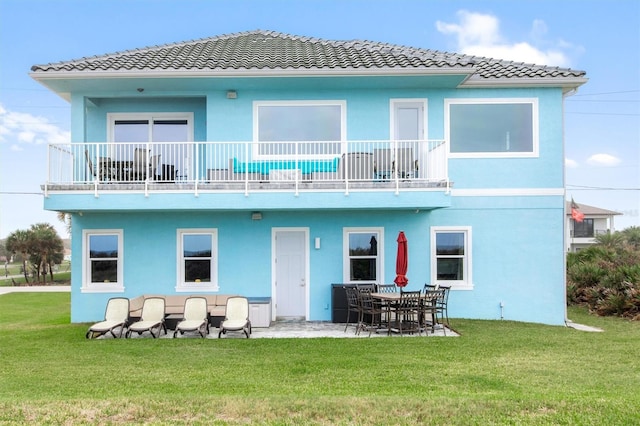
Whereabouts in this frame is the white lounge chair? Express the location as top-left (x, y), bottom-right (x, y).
top-left (218, 296), bottom-right (251, 338)
top-left (86, 297), bottom-right (129, 339)
top-left (126, 297), bottom-right (166, 338)
top-left (173, 297), bottom-right (209, 338)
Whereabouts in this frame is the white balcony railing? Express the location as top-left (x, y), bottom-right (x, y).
top-left (45, 140), bottom-right (449, 195)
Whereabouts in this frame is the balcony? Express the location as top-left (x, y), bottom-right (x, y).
top-left (45, 140), bottom-right (450, 198)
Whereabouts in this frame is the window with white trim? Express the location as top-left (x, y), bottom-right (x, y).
top-left (343, 228), bottom-right (383, 283)
top-left (82, 230), bottom-right (124, 293)
top-left (254, 101), bottom-right (346, 158)
top-left (446, 99), bottom-right (538, 157)
top-left (108, 113), bottom-right (193, 179)
top-left (177, 229), bottom-right (218, 292)
top-left (431, 227), bottom-right (472, 289)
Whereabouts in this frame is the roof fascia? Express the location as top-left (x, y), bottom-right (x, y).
top-left (461, 77), bottom-right (588, 93)
top-left (30, 67), bottom-right (474, 82)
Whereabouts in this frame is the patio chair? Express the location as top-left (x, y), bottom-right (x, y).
top-left (173, 297), bottom-right (209, 338)
top-left (424, 283), bottom-right (451, 326)
top-left (343, 286), bottom-right (362, 333)
top-left (356, 288), bottom-right (384, 336)
top-left (130, 148), bottom-right (160, 181)
top-left (376, 284), bottom-right (397, 328)
top-left (373, 148), bottom-right (393, 180)
top-left (422, 285), bottom-right (447, 335)
top-left (126, 297), bottom-right (166, 338)
top-left (218, 296), bottom-right (251, 338)
top-left (395, 147), bottom-right (418, 179)
top-left (85, 297), bottom-right (129, 339)
top-left (84, 149), bottom-right (113, 182)
top-left (396, 290), bottom-right (422, 336)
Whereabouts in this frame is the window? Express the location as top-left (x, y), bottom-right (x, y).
top-left (82, 230), bottom-right (123, 293)
top-left (343, 228), bottom-right (383, 283)
top-left (254, 101), bottom-right (345, 158)
top-left (446, 99), bottom-right (538, 157)
top-left (177, 229), bottom-right (218, 292)
top-left (108, 113), bottom-right (193, 178)
top-left (431, 227), bottom-right (472, 289)
top-left (572, 219), bottom-right (594, 238)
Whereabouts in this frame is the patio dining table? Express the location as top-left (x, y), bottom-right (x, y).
top-left (371, 291), bottom-right (440, 335)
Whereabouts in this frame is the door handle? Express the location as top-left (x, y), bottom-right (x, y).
top-left (300, 279), bottom-right (306, 287)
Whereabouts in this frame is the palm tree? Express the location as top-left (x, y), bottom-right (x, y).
top-left (5, 230), bottom-right (31, 282)
top-left (56, 212), bottom-right (71, 235)
top-left (594, 232), bottom-right (624, 250)
top-left (621, 226), bottom-right (640, 250)
top-left (28, 223), bottom-right (64, 283)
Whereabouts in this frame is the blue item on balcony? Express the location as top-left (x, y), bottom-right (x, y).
top-left (232, 157), bottom-right (339, 175)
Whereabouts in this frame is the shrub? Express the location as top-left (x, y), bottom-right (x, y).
top-left (567, 231), bottom-right (640, 320)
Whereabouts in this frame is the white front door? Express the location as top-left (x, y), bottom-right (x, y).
top-left (273, 229), bottom-right (308, 319)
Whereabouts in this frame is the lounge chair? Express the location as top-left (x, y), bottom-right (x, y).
top-left (85, 297), bottom-right (129, 339)
top-left (126, 297), bottom-right (166, 338)
top-left (173, 297), bottom-right (209, 338)
top-left (218, 296), bottom-right (251, 338)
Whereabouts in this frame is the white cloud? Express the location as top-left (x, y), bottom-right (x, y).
top-left (0, 104), bottom-right (70, 146)
top-left (586, 153), bottom-right (622, 167)
top-left (565, 158), bottom-right (578, 168)
top-left (436, 10), bottom-right (575, 67)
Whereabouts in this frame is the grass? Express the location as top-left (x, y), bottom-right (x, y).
top-left (0, 293), bottom-right (639, 425)
top-left (0, 261), bottom-right (71, 287)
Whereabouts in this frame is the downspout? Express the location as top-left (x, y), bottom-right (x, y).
top-left (562, 87), bottom-right (578, 327)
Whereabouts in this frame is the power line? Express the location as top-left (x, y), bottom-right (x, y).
top-left (0, 191), bottom-right (44, 195)
top-left (567, 185), bottom-right (640, 191)
top-left (566, 112), bottom-right (640, 116)
top-left (573, 90), bottom-right (640, 97)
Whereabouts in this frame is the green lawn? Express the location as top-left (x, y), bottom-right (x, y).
top-left (0, 293), bottom-right (638, 425)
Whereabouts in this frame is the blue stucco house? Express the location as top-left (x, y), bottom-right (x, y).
top-left (32, 30), bottom-right (587, 325)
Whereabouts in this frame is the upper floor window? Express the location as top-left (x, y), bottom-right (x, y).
top-left (82, 230), bottom-right (124, 293)
top-left (431, 226), bottom-right (473, 290)
top-left (177, 229), bottom-right (218, 292)
top-left (108, 113), bottom-right (193, 178)
top-left (446, 99), bottom-right (538, 158)
top-left (572, 218), bottom-right (594, 238)
top-left (254, 101), bottom-right (345, 158)
top-left (343, 228), bottom-right (383, 283)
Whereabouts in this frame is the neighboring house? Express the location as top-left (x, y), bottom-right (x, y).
top-left (566, 201), bottom-right (621, 252)
top-left (32, 30), bottom-right (587, 325)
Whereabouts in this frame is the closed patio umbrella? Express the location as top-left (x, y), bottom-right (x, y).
top-left (394, 231), bottom-right (408, 287)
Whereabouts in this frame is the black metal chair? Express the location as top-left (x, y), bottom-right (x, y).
top-left (424, 283), bottom-right (451, 326)
top-left (396, 290), bottom-right (422, 336)
top-left (344, 286), bottom-right (362, 333)
top-left (356, 288), bottom-right (384, 336)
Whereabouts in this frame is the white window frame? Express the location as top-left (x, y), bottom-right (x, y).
top-left (81, 229), bottom-right (124, 293)
top-left (445, 98), bottom-right (539, 158)
top-left (343, 227), bottom-right (384, 284)
top-left (253, 100), bottom-right (347, 159)
top-left (107, 112), bottom-right (194, 144)
top-left (176, 228), bottom-right (218, 292)
top-left (430, 226), bottom-right (473, 290)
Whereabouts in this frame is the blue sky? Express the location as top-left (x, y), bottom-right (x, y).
top-left (1, 0), bottom-right (638, 238)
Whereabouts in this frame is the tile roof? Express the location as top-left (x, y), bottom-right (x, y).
top-left (565, 201), bottom-right (622, 216)
top-left (31, 29), bottom-right (586, 83)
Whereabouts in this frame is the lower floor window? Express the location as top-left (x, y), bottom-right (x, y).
top-left (344, 228), bottom-right (383, 283)
top-left (82, 230), bottom-right (123, 293)
top-left (177, 229), bottom-right (218, 291)
top-left (431, 226), bottom-right (472, 289)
